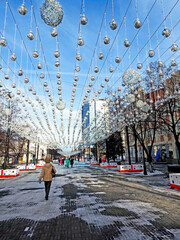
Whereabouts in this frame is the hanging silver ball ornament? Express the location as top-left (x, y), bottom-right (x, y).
top-left (87, 89), bottom-right (90, 93)
top-left (54, 50), bottom-right (60, 58)
top-left (81, 14), bottom-right (88, 25)
top-left (18, 69), bottom-right (23, 76)
top-left (40, 72), bottom-right (45, 79)
top-left (73, 82), bottom-right (77, 87)
top-left (105, 76), bottom-right (109, 82)
top-left (18, 3), bottom-right (27, 15)
top-left (43, 81), bottom-right (48, 87)
top-left (24, 77), bottom-right (29, 83)
top-left (115, 56), bottom-right (121, 63)
top-left (32, 50), bottom-right (39, 58)
top-left (72, 88), bottom-right (76, 93)
top-left (146, 66), bottom-right (151, 73)
top-left (159, 70), bottom-right (163, 76)
top-left (51, 28), bottom-right (58, 37)
top-left (40, 0), bottom-right (64, 27)
top-left (118, 86), bottom-right (121, 91)
top-left (32, 90), bottom-right (36, 95)
top-left (74, 76), bottom-right (79, 81)
top-left (4, 73), bottom-right (9, 80)
top-left (112, 92), bottom-right (116, 97)
top-left (78, 37), bottom-right (84, 46)
top-left (110, 19), bottom-right (117, 30)
top-left (75, 65), bottom-right (80, 72)
top-left (162, 27), bottom-right (170, 37)
top-left (149, 49), bottom-right (155, 57)
top-left (0, 91), bottom-right (3, 96)
top-left (98, 52), bottom-right (104, 60)
top-left (124, 39), bottom-right (130, 47)
top-left (91, 75), bottom-right (95, 81)
top-left (58, 91), bottom-right (61, 95)
top-left (0, 37), bottom-right (7, 47)
top-left (58, 86), bottom-right (61, 91)
top-left (45, 87), bottom-right (49, 92)
top-left (109, 66), bottom-right (114, 73)
top-left (56, 72), bottom-right (61, 78)
top-left (98, 90), bottom-right (101, 94)
top-left (0, 81), bottom-right (2, 87)
top-left (29, 86), bottom-right (33, 91)
top-left (89, 82), bottom-right (92, 87)
top-left (37, 62), bottom-right (42, 69)
top-left (17, 90), bottom-right (21, 95)
top-left (171, 59), bottom-right (177, 66)
top-left (57, 80), bottom-right (61, 85)
top-left (171, 43), bottom-right (178, 52)
top-left (104, 36), bottom-right (110, 44)
top-left (101, 83), bottom-right (104, 88)
top-left (158, 60), bottom-right (163, 67)
top-left (16, 97), bottom-right (19, 101)
top-left (12, 83), bottom-right (16, 88)
top-left (27, 31), bottom-right (34, 40)
top-left (22, 93), bottom-right (25, 97)
top-left (94, 66), bottom-right (99, 73)
top-left (55, 59), bottom-right (60, 67)
top-left (137, 62), bottom-right (143, 69)
top-left (134, 18), bottom-right (141, 29)
top-left (76, 53), bottom-right (82, 61)
top-left (10, 53), bottom-right (17, 61)
top-left (0, 64), bottom-right (2, 70)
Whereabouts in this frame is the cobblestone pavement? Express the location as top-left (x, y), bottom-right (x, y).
top-left (0, 162), bottom-right (180, 240)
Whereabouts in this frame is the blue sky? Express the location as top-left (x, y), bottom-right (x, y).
top-left (0, 0), bottom-right (179, 151)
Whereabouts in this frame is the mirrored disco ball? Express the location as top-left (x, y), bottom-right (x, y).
top-left (122, 69), bottom-right (140, 86)
top-left (40, 0), bottom-right (64, 27)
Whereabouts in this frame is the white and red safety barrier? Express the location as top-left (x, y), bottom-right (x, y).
top-left (0, 169), bottom-right (19, 177)
top-left (17, 164), bottom-right (36, 171)
top-left (117, 164), bottom-right (143, 172)
top-left (52, 159), bottom-right (59, 164)
top-left (169, 173), bottom-right (180, 190)
top-left (36, 161), bottom-right (45, 167)
top-left (91, 161), bottom-right (99, 166)
top-left (100, 162), bottom-right (117, 168)
top-left (85, 161), bottom-right (91, 164)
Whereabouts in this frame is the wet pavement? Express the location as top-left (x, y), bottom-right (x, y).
top-left (0, 161), bottom-right (180, 240)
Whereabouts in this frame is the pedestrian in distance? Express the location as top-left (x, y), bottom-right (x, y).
top-left (156, 149), bottom-right (160, 162)
top-left (65, 157), bottom-right (70, 168)
top-left (38, 157), bottom-right (56, 200)
top-left (33, 154), bottom-right (36, 165)
top-left (70, 158), bottom-right (74, 168)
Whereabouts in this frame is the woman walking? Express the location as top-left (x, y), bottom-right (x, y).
top-left (39, 158), bottom-right (56, 200)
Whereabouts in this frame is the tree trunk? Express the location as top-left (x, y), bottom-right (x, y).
top-left (133, 125), bottom-right (138, 163)
top-left (174, 136), bottom-right (180, 165)
top-left (142, 147), bottom-right (147, 175)
top-left (26, 140), bottom-right (30, 166)
top-left (126, 125), bottom-right (131, 165)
